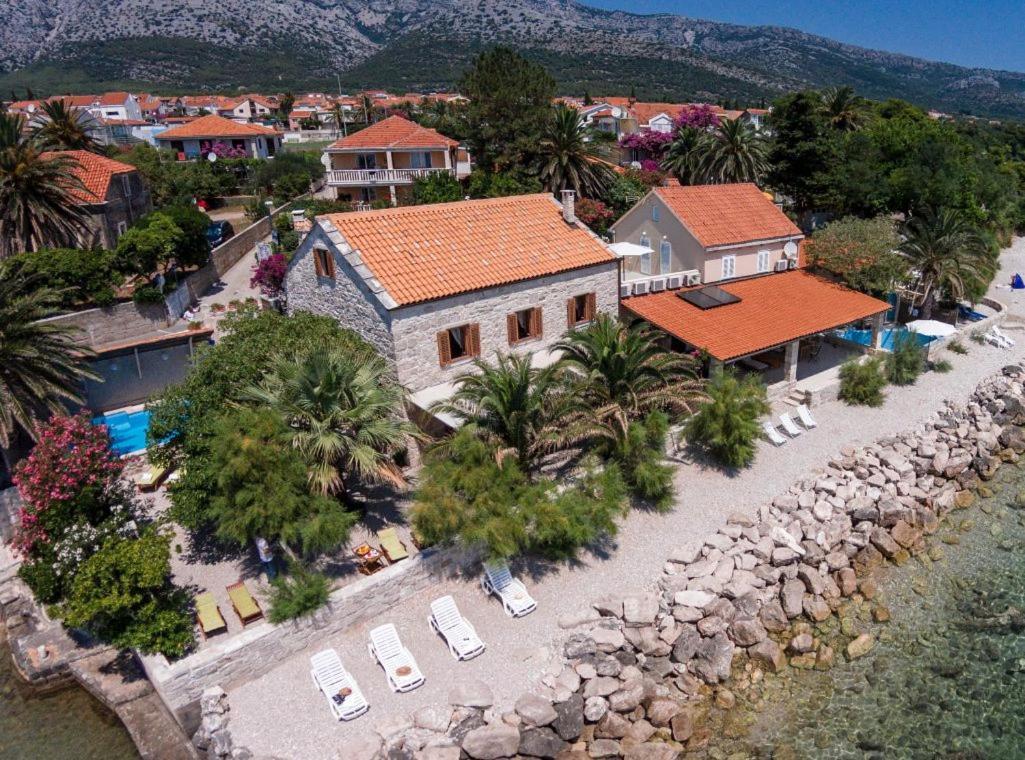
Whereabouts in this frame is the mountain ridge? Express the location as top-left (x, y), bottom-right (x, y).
top-left (1, 0), bottom-right (1023, 118)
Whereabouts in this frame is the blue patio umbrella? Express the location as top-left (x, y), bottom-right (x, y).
top-left (1012, 273), bottom-right (1025, 290)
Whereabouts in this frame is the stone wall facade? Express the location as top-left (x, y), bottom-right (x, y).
top-left (39, 301), bottom-right (171, 349)
top-left (391, 263), bottom-right (620, 392)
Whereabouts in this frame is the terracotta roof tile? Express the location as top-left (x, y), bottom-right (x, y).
top-left (323, 194), bottom-right (615, 306)
top-left (327, 115), bottom-right (457, 150)
top-left (622, 270), bottom-right (889, 361)
top-left (42, 150), bottom-right (136, 204)
top-left (97, 91), bottom-right (130, 106)
top-left (655, 184), bottom-right (803, 249)
top-left (155, 114), bottom-right (280, 140)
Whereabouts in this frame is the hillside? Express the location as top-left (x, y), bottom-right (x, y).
top-left (1, 0), bottom-right (1024, 118)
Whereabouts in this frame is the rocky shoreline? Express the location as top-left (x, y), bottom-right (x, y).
top-left (219, 364), bottom-right (1025, 760)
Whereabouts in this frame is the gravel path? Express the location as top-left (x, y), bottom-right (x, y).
top-left (228, 238), bottom-right (1025, 758)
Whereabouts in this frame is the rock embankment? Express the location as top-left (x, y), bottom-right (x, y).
top-left (358, 365), bottom-right (1025, 759)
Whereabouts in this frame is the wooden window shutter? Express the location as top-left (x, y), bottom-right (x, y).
top-left (436, 330), bottom-right (451, 366)
top-left (530, 307), bottom-right (543, 338)
top-left (324, 250), bottom-right (336, 279)
top-left (567, 297), bottom-right (576, 327)
top-left (313, 248), bottom-right (324, 277)
top-left (467, 324), bottom-right (481, 357)
top-left (507, 313), bottom-right (519, 345)
top-left (585, 293), bottom-right (596, 321)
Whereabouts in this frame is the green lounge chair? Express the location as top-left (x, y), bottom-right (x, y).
top-left (227, 581), bottom-right (263, 626)
top-left (377, 528), bottom-right (409, 563)
top-left (196, 592), bottom-right (227, 638)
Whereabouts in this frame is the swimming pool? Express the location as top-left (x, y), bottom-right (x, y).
top-left (92, 408), bottom-right (151, 456)
top-left (835, 326), bottom-right (936, 350)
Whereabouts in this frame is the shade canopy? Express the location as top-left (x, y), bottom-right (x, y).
top-left (609, 242), bottom-right (653, 258)
top-left (906, 319), bottom-right (957, 338)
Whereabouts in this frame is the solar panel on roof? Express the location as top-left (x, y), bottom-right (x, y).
top-left (679, 285), bottom-right (741, 310)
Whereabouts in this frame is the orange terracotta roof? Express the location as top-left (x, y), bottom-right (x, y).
top-left (97, 91), bottom-right (130, 106)
top-left (42, 150), bottom-right (136, 204)
top-left (622, 270), bottom-right (889, 361)
top-left (155, 114), bottom-right (280, 140)
top-left (322, 194), bottom-right (616, 306)
top-left (327, 115), bottom-right (457, 150)
top-left (49, 94), bottom-right (97, 108)
top-left (654, 184), bottom-right (803, 249)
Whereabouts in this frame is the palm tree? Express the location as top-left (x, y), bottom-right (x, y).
top-left (536, 106), bottom-right (615, 198)
top-left (328, 102), bottom-right (347, 138)
top-left (30, 99), bottom-right (102, 152)
top-left (692, 118), bottom-right (769, 185)
top-left (247, 350), bottom-right (418, 497)
top-left (432, 352), bottom-right (573, 470)
top-left (661, 128), bottom-right (702, 184)
top-left (0, 267), bottom-right (98, 447)
top-left (821, 86), bottom-right (867, 132)
top-left (900, 208), bottom-right (994, 319)
top-left (0, 112), bottom-right (89, 258)
top-left (556, 314), bottom-right (706, 440)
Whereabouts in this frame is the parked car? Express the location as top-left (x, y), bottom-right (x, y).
top-left (206, 220), bottom-right (235, 248)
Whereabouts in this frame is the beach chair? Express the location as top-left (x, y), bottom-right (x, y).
top-left (985, 330), bottom-right (1012, 349)
top-left (134, 463), bottom-right (170, 492)
top-left (429, 595), bottom-right (486, 661)
top-left (377, 528), bottom-right (409, 563)
top-left (796, 404), bottom-right (818, 429)
top-left (761, 421), bottom-right (787, 447)
top-left (195, 592), bottom-right (227, 639)
top-left (310, 649), bottom-right (369, 721)
top-left (481, 563), bottom-right (537, 618)
top-left (993, 325), bottom-right (1016, 347)
top-left (368, 624), bottom-right (425, 693)
top-left (779, 413), bottom-right (803, 437)
top-left (226, 581), bottom-right (263, 626)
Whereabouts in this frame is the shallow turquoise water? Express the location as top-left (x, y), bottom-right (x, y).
top-left (716, 465), bottom-right (1025, 759)
top-left (0, 636), bottom-right (137, 760)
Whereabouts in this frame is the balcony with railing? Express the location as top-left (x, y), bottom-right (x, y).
top-left (326, 167), bottom-right (454, 186)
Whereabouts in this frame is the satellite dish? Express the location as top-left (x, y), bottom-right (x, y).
top-left (207, 152), bottom-right (217, 162)
top-left (784, 241), bottom-right (798, 258)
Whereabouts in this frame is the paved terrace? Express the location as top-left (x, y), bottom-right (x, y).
top-left (227, 239), bottom-right (1025, 758)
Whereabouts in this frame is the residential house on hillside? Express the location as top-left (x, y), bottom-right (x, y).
top-left (611, 183), bottom-right (889, 391)
top-left (91, 92), bottom-right (142, 121)
top-left (155, 114), bottom-right (282, 159)
top-left (284, 192), bottom-right (619, 419)
top-left (49, 150), bottom-right (152, 248)
top-left (323, 115), bottom-right (471, 207)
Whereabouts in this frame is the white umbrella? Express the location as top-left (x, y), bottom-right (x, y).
top-left (905, 319), bottom-right (957, 338)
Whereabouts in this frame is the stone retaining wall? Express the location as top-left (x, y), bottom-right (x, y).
top-left (40, 301), bottom-right (172, 349)
top-left (141, 544), bottom-right (479, 733)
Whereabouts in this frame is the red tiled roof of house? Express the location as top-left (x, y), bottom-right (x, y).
top-left (43, 150), bottom-right (136, 204)
top-left (327, 115), bottom-right (457, 150)
top-left (49, 94), bottom-right (97, 108)
top-left (154, 114), bottom-right (280, 140)
top-left (322, 194), bottom-right (615, 306)
top-left (97, 91), bottom-right (130, 106)
top-left (622, 269), bottom-right (889, 361)
top-left (654, 184), bottom-right (803, 249)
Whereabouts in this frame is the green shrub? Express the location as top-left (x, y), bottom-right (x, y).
top-left (839, 356), bottom-right (887, 406)
top-left (886, 332), bottom-right (925, 385)
top-left (268, 567), bottom-right (332, 623)
top-left (932, 358), bottom-right (953, 373)
top-left (132, 283), bottom-right (165, 304)
top-left (615, 411), bottom-right (675, 509)
top-left (18, 558), bottom-right (61, 604)
top-left (947, 339), bottom-right (968, 355)
top-left (685, 369), bottom-right (769, 469)
top-left (413, 172), bottom-right (464, 204)
top-left (969, 330), bottom-right (987, 345)
top-left (7, 248), bottom-right (123, 308)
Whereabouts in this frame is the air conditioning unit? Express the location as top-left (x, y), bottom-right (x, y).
top-left (775, 260), bottom-right (789, 272)
top-left (683, 271), bottom-right (701, 286)
top-left (620, 283), bottom-right (633, 298)
top-left (633, 280), bottom-right (650, 295)
top-left (650, 277), bottom-right (667, 292)
top-left (666, 274), bottom-right (684, 289)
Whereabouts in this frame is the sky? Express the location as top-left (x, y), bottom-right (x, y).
top-left (586, 0), bottom-right (1025, 73)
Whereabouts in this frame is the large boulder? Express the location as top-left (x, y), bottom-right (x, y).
top-left (729, 617), bottom-right (767, 646)
top-left (748, 639), bottom-right (785, 672)
top-left (515, 694), bottom-right (558, 727)
top-left (518, 727), bottom-right (568, 759)
top-left (449, 680), bottom-right (494, 709)
top-left (608, 679), bottom-right (645, 712)
top-left (691, 632), bottom-right (735, 683)
top-left (781, 579), bottom-right (806, 619)
top-left (622, 593), bottom-right (660, 626)
top-left (552, 694), bottom-right (585, 741)
top-left (461, 724), bottom-right (521, 760)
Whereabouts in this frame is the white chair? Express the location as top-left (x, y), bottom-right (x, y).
top-left (429, 595), bottom-right (486, 661)
top-left (779, 413), bottom-right (803, 437)
top-left (368, 624), bottom-right (425, 693)
top-left (985, 330), bottom-right (1012, 349)
top-left (993, 325), bottom-right (1016, 346)
top-left (761, 421), bottom-right (787, 446)
top-left (481, 563), bottom-right (537, 618)
top-left (310, 649), bottom-right (369, 721)
top-left (796, 404), bottom-right (818, 429)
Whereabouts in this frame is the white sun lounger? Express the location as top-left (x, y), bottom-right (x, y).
top-left (368, 624), bottom-right (425, 693)
top-left (779, 413), bottom-right (803, 437)
top-left (796, 404), bottom-right (818, 429)
top-left (762, 421), bottom-right (787, 446)
top-left (993, 325), bottom-right (1016, 346)
top-left (429, 595), bottom-right (486, 661)
top-left (985, 330), bottom-right (1012, 349)
top-left (310, 649), bottom-right (369, 721)
top-left (481, 563), bottom-right (537, 618)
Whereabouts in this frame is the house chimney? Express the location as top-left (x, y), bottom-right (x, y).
top-left (561, 190), bottom-right (576, 224)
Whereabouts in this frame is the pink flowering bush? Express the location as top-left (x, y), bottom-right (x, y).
top-left (618, 130), bottom-right (674, 159)
top-left (201, 140), bottom-right (248, 159)
top-left (576, 198), bottom-right (614, 233)
top-left (639, 159), bottom-right (662, 173)
top-left (673, 104), bottom-right (721, 131)
top-left (250, 253), bottom-right (288, 296)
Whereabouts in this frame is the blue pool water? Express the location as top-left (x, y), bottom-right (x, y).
top-left (92, 409), bottom-right (151, 456)
top-left (835, 326), bottom-right (936, 350)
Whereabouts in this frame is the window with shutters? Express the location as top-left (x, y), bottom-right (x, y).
top-left (312, 248), bottom-right (335, 279)
top-left (568, 293), bottom-right (596, 327)
top-left (437, 323), bottom-right (480, 366)
top-left (721, 255), bottom-right (736, 280)
top-left (507, 307), bottom-right (542, 345)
